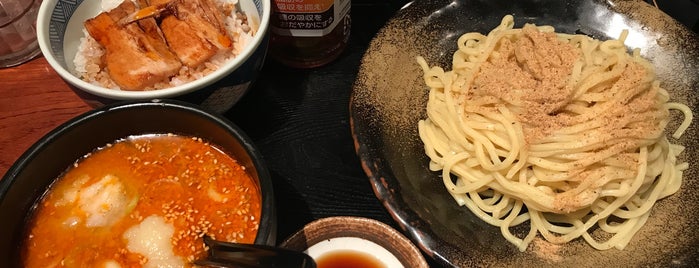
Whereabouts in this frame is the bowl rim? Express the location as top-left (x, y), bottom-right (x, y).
top-left (35, 0), bottom-right (272, 99)
top-left (280, 216), bottom-right (430, 268)
top-left (0, 99), bottom-right (276, 246)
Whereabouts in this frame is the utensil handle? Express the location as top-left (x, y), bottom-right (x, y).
top-left (196, 235), bottom-right (317, 268)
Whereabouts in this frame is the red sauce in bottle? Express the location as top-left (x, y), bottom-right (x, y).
top-left (269, 0), bottom-right (351, 68)
top-left (315, 250), bottom-right (386, 268)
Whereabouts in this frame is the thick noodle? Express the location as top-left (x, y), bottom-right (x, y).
top-left (417, 15), bottom-right (692, 251)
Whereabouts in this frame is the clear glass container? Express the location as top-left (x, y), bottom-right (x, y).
top-left (0, 0), bottom-right (41, 68)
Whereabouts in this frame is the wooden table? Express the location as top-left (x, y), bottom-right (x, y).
top-left (0, 57), bottom-right (92, 176)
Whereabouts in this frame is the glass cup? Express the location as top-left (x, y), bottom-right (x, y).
top-left (0, 0), bottom-right (41, 68)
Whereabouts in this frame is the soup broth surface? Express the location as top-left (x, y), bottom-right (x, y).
top-left (22, 134), bottom-right (261, 267)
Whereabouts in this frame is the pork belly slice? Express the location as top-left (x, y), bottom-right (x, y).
top-left (84, 0), bottom-right (182, 90)
top-left (160, 16), bottom-right (218, 67)
top-left (159, 0), bottom-right (233, 67)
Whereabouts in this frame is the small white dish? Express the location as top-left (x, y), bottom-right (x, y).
top-left (306, 237), bottom-right (403, 267)
top-left (281, 216), bottom-right (428, 268)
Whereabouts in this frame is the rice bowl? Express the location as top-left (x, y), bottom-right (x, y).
top-left (37, 0), bottom-right (271, 112)
top-left (74, 0), bottom-right (256, 91)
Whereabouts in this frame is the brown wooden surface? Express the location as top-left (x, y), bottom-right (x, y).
top-left (0, 56), bottom-right (92, 177)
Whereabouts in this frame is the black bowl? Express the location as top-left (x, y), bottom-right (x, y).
top-left (351, 0), bottom-right (699, 267)
top-left (0, 99), bottom-right (276, 266)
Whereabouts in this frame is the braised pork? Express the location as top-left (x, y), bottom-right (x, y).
top-left (84, 0), bottom-right (182, 90)
top-left (157, 0), bottom-right (234, 67)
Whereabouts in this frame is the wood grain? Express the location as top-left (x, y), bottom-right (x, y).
top-left (0, 56), bottom-right (91, 177)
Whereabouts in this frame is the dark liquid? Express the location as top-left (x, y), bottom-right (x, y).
top-left (315, 250), bottom-right (386, 268)
top-left (269, 12), bottom-right (351, 68)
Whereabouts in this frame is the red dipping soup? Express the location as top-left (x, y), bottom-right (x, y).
top-left (22, 134), bottom-right (261, 267)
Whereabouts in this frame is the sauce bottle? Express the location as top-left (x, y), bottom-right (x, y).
top-left (269, 0), bottom-right (351, 68)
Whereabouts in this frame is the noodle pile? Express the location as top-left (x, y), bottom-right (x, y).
top-left (417, 15), bottom-right (693, 251)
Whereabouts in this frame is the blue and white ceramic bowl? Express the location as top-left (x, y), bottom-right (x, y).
top-left (36, 0), bottom-right (271, 113)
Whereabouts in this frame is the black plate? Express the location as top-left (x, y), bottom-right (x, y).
top-left (350, 0), bottom-right (699, 266)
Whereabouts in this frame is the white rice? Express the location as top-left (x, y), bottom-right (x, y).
top-left (73, 0), bottom-right (254, 91)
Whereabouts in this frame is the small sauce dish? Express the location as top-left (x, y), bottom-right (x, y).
top-left (281, 216), bottom-right (428, 268)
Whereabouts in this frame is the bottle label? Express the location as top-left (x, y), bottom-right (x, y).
top-left (271, 0), bottom-right (350, 37)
